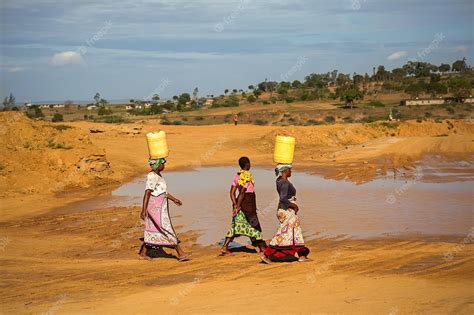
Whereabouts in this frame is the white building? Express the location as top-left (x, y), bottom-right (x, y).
top-left (204, 99), bottom-right (215, 106)
top-left (463, 97), bottom-right (474, 104)
top-left (401, 98), bottom-right (445, 106)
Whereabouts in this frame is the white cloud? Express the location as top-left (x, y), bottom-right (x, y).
top-left (49, 51), bottom-right (83, 66)
top-left (8, 67), bottom-right (24, 73)
top-left (387, 50), bottom-right (408, 61)
top-left (451, 45), bottom-right (468, 53)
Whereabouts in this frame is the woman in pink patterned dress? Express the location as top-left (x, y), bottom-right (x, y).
top-left (139, 158), bottom-right (192, 262)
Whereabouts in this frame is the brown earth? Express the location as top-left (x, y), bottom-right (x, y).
top-left (0, 112), bottom-right (473, 314)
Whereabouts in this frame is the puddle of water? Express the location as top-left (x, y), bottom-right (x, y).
top-left (58, 166), bottom-right (474, 246)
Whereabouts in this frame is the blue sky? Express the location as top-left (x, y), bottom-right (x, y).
top-left (0, 0), bottom-right (472, 102)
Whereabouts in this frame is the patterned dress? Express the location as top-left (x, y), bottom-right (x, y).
top-left (264, 178), bottom-right (310, 261)
top-left (144, 172), bottom-right (180, 248)
top-left (225, 173), bottom-right (264, 242)
top-left (269, 207), bottom-right (305, 247)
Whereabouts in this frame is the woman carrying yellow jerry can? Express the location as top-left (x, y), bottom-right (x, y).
top-left (139, 131), bottom-right (192, 262)
top-left (261, 135), bottom-right (310, 264)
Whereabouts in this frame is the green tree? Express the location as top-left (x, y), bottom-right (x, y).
top-left (98, 106), bottom-right (113, 116)
top-left (438, 63), bottom-right (450, 73)
top-left (448, 76), bottom-right (471, 101)
top-left (224, 89), bottom-right (229, 95)
top-left (193, 87), bottom-right (199, 100)
top-left (94, 92), bottom-right (101, 104)
top-left (353, 74), bottom-right (364, 85)
top-left (340, 87), bottom-right (363, 107)
top-left (402, 61), bottom-right (433, 77)
top-left (247, 95), bottom-right (257, 103)
top-left (178, 93), bottom-right (191, 106)
top-left (7, 93), bottom-right (15, 107)
top-left (277, 85), bottom-right (288, 96)
top-left (405, 82), bottom-right (425, 98)
top-left (253, 89), bottom-right (262, 98)
top-left (391, 68), bottom-right (406, 80)
top-left (52, 113), bottom-right (64, 122)
top-left (149, 104), bottom-right (163, 115)
top-left (225, 95), bottom-right (239, 107)
top-left (26, 105), bottom-right (44, 119)
top-left (452, 58), bottom-right (468, 73)
top-left (152, 94), bottom-right (160, 103)
top-left (427, 82), bottom-right (447, 97)
top-left (162, 100), bottom-right (176, 111)
top-left (291, 80), bottom-right (302, 89)
top-left (248, 85), bottom-right (255, 90)
top-left (336, 73), bottom-right (351, 86)
top-left (2, 93), bottom-right (16, 109)
top-left (375, 65), bottom-right (389, 81)
top-left (304, 73), bottom-right (327, 88)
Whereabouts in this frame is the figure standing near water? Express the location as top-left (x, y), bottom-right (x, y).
top-left (260, 164), bottom-right (310, 263)
top-left (220, 157), bottom-right (267, 256)
top-left (139, 158), bottom-right (192, 262)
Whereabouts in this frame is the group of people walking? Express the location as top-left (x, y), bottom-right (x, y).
top-left (139, 156), bottom-right (310, 264)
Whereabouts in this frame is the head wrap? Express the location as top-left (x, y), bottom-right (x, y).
top-left (275, 164), bottom-right (292, 177)
top-left (238, 169), bottom-right (255, 187)
top-left (148, 158), bottom-right (166, 171)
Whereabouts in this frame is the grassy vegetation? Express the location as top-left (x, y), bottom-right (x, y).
top-left (52, 124), bottom-right (73, 131)
top-left (324, 116), bottom-right (335, 124)
top-left (47, 138), bottom-right (72, 150)
top-left (254, 119), bottom-right (268, 125)
top-left (95, 115), bottom-right (129, 124)
top-left (14, 79), bottom-right (473, 128)
top-left (369, 101), bottom-right (385, 107)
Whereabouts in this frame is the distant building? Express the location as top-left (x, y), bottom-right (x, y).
top-left (87, 105), bottom-right (98, 110)
top-left (400, 96), bottom-right (474, 106)
top-left (126, 104), bottom-right (144, 110)
top-left (463, 97), bottom-right (474, 104)
top-left (204, 99), bottom-right (214, 106)
top-left (400, 98), bottom-right (445, 106)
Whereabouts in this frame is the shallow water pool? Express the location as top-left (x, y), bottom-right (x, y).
top-left (97, 166), bottom-right (473, 246)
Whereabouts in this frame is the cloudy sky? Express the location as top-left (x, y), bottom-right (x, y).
top-left (0, 0), bottom-right (472, 102)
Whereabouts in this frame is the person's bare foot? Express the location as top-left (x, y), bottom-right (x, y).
top-left (260, 253), bottom-right (272, 264)
top-left (298, 256), bottom-right (310, 262)
top-left (220, 248), bottom-right (234, 256)
top-left (139, 255), bottom-right (152, 261)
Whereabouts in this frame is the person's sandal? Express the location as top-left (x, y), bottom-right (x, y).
top-left (177, 253), bottom-right (192, 262)
top-left (260, 253), bottom-right (272, 264)
top-left (220, 249), bottom-right (234, 256)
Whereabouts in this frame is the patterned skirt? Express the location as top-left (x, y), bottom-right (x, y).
top-left (264, 208), bottom-right (309, 261)
top-left (225, 210), bottom-right (263, 241)
top-left (144, 194), bottom-right (180, 248)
